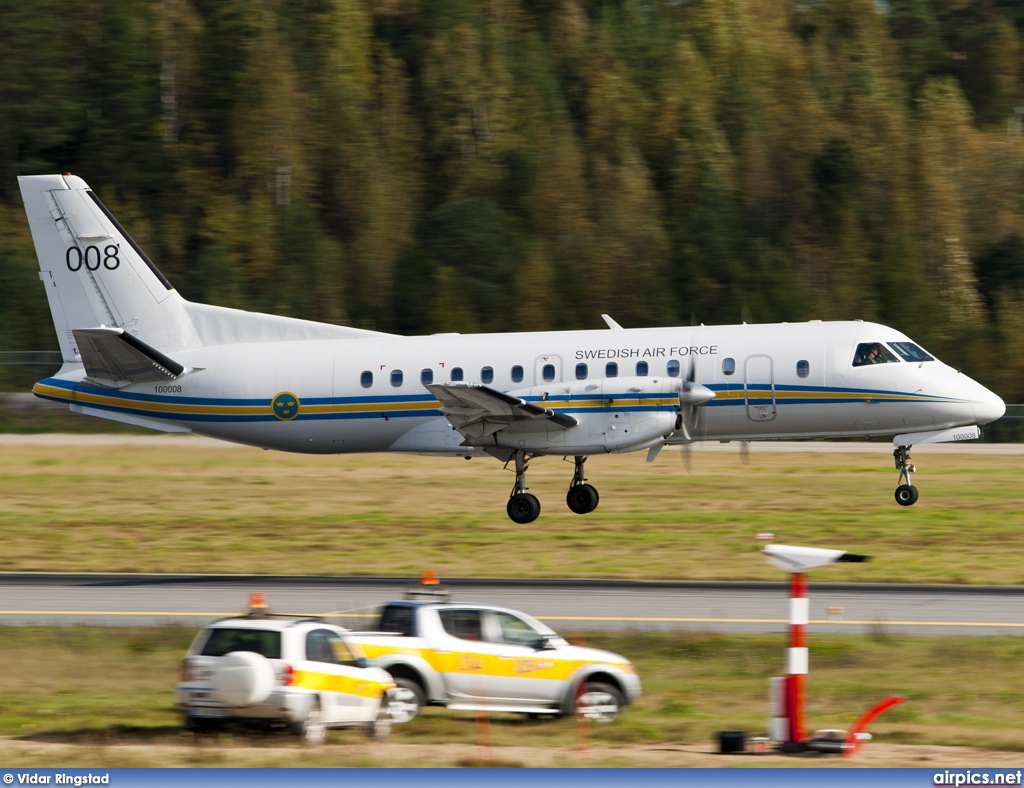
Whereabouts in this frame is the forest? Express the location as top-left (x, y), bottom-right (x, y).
top-left (2, 0), bottom-right (1024, 404)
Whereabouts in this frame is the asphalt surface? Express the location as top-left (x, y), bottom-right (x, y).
top-left (2, 436), bottom-right (1021, 636)
top-left (1, 573), bottom-right (1021, 636)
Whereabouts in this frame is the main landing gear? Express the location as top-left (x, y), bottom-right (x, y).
top-left (505, 452), bottom-right (601, 523)
top-left (566, 455), bottom-right (599, 515)
top-left (893, 445), bottom-right (919, 506)
top-left (507, 451), bottom-right (542, 524)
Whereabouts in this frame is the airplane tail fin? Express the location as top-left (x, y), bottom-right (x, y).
top-left (20, 174), bottom-right (393, 370)
top-left (18, 174), bottom-right (194, 364)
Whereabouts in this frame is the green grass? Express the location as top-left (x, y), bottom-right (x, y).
top-left (1, 441), bottom-right (1023, 582)
top-left (1, 626), bottom-right (1022, 766)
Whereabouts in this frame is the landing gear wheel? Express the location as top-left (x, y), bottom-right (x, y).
top-left (389, 677), bottom-right (424, 724)
top-left (576, 681), bottom-right (624, 723)
top-left (895, 484), bottom-right (919, 506)
top-left (507, 493), bottom-right (541, 524)
top-left (566, 483), bottom-right (599, 514)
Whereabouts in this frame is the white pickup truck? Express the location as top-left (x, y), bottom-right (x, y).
top-left (350, 597), bottom-right (641, 723)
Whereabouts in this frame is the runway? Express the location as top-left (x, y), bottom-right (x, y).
top-left (1, 573), bottom-right (1021, 636)
top-left (4, 433), bottom-right (1024, 453)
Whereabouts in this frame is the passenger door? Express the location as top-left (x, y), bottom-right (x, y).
top-left (434, 609), bottom-right (496, 702)
top-left (744, 355), bottom-right (777, 422)
top-left (485, 610), bottom-right (564, 707)
top-left (302, 628), bottom-right (371, 723)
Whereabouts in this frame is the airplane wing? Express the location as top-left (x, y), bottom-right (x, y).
top-left (73, 326), bottom-right (186, 386)
top-left (426, 382), bottom-right (578, 440)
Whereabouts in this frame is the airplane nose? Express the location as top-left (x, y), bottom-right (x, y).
top-left (973, 388), bottom-right (1006, 425)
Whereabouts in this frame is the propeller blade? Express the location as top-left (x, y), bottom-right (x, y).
top-left (681, 443), bottom-right (692, 477)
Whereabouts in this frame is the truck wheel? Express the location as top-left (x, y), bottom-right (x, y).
top-left (183, 714), bottom-right (224, 734)
top-left (576, 681), bottom-right (624, 723)
top-left (290, 700), bottom-right (326, 745)
top-left (390, 677), bottom-right (424, 723)
top-left (365, 692), bottom-right (393, 741)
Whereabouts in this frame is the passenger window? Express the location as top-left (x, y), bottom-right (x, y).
top-left (391, 369), bottom-right (404, 387)
top-left (438, 609), bottom-right (483, 641)
top-left (888, 342), bottom-right (934, 363)
top-left (575, 363), bottom-right (588, 380)
top-left (636, 361), bottom-right (649, 376)
top-left (797, 360), bottom-right (810, 379)
top-left (853, 343), bottom-right (898, 367)
top-left (511, 365), bottom-right (524, 383)
top-left (306, 629), bottom-right (360, 667)
top-left (360, 371), bottom-right (373, 388)
top-left (542, 363), bottom-right (556, 382)
top-left (421, 368), bottom-right (433, 386)
top-left (491, 611), bottom-right (544, 647)
top-left (451, 367), bottom-right (464, 382)
top-left (305, 629), bottom-right (337, 663)
top-left (481, 366), bottom-right (494, 384)
top-left (723, 358), bottom-right (735, 376)
top-left (606, 362), bottom-right (618, 377)
top-left (667, 360), bottom-right (680, 377)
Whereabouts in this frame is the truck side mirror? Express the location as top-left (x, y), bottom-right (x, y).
top-left (535, 634), bottom-right (557, 651)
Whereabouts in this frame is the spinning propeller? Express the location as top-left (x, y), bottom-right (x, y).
top-left (674, 357), bottom-right (715, 474)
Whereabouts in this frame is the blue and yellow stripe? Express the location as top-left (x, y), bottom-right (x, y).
top-left (32, 377), bottom-right (967, 427)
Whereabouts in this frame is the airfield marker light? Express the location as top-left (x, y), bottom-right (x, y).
top-left (420, 571), bottom-right (440, 586)
top-left (248, 592), bottom-right (269, 617)
top-left (755, 532), bottom-right (774, 542)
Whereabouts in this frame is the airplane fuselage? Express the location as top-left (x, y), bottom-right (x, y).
top-left (34, 320), bottom-right (1002, 457)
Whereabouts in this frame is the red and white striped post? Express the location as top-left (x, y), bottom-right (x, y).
top-left (762, 543), bottom-right (869, 750)
top-left (785, 570), bottom-right (808, 744)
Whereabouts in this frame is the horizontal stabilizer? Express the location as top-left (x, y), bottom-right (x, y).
top-left (73, 327), bottom-right (185, 385)
top-left (427, 382), bottom-right (578, 440)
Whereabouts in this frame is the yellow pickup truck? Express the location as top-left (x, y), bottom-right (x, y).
top-left (350, 596), bottom-right (641, 724)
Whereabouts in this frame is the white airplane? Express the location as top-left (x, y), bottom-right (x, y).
top-left (19, 174), bottom-right (1006, 522)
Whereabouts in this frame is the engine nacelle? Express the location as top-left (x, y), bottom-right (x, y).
top-left (492, 376), bottom-right (681, 455)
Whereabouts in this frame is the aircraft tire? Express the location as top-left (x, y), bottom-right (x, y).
top-left (894, 484), bottom-right (919, 506)
top-left (566, 483), bottom-right (599, 514)
top-left (507, 493), bottom-right (541, 523)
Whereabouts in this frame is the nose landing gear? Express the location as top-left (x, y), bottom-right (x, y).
top-left (893, 445), bottom-right (919, 506)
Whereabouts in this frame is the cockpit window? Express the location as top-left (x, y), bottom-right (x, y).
top-left (888, 342), bottom-right (934, 363)
top-left (853, 342), bottom-right (898, 367)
